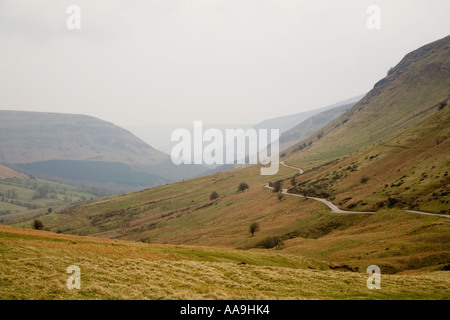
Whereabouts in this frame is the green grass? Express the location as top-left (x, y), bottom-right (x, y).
top-left (0, 177), bottom-right (99, 223)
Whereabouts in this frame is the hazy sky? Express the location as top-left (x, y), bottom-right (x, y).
top-left (0, 0), bottom-right (449, 127)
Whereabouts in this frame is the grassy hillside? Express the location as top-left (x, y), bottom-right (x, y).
top-left (0, 165), bottom-right (27, 180)
top-left (1, 225), bottom-right (448, 300)
top-left (287, 100), bottom-right (450, 214)
top-left (9, 161), bottom-right (450, 274)
top-left (10, 165), bottom-right (297, 240)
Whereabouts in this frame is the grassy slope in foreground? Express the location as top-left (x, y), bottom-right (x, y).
top-left (0, 225), bottom-right (449, 300)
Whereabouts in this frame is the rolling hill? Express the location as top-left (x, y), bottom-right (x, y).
top-left (0, 170), bottom-right (101, 223)
top-left (0, 111), bottom-right (165, 165)
top-left (0, 111), bottom-right (208, 190)
top-left (0, 164), bottom-right (27, 180)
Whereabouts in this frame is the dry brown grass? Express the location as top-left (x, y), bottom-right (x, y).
top-left (1, 225), bottom-right (449, 300)
top-left (0, 165), bottom-right (28, 180)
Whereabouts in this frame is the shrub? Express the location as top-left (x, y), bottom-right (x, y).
top-left (278, 193), bottom-right (285, 202)
top-left (360, 176), bottom-right (369, 184)
top-left (237, 182), bottom-right (249, 193)
top-left (347, 203), bottom-right (357, 209)
top-left (249, 222), bottom-right (260, 236)
top-left (210, 191), bottom-right (219, 201)
top-left (387, 197), bottom-right (398, 208)
top-left (257, 236), bottom-right (283, 249)
top-left (32, 219), bottom-right (44, 230)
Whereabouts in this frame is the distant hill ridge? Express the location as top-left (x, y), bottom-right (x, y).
top-left (252, 95), bottom-right (363, 133)
top-left (0, 111), bottom-right (165, 165)
top-left (0, 111), bottom-right (207, 190)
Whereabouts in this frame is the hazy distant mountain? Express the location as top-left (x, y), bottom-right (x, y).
top-left (279, 102), bottom-right (355, 151)
top-left (252, 95), bottom-right (363, 134)
top-left (125, 123), bottom-right (253, 155)
top-left (0, 111), bottom-right (207, 191)
top-left (0, 111), bottom-right (166, 165)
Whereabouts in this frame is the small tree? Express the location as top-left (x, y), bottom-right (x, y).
top-left (47, 208), bottom-right (53, 214)
top-left (249, 222), bottom-right (260, 236)
top-left (272, 180), bottom-right (282, 193)
top-left (238, 182), bottom-right (249, 193)
top-left (290, 175), bottom-right (297, 186)
top-left (32, 219), bottom-right (44, 230)
top-left (210, 191), bottom-right (219, 201)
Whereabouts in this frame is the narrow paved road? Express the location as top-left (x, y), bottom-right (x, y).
top-left (265, 161), bottom-right (450, 219)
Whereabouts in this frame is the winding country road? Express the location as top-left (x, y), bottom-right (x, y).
top-left (264, 161), bottom-right (450, 219)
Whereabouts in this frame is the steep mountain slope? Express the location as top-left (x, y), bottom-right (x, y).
top-left (288, 101), bottom-right (450, 213)
top-left (285, 35), bottom-right (450, 162)
top-left (279, 102), bottom-right (355, 151)
top-left (253, 95), bottom-right (363, 133)
top-left (278, 35), bottom-right (450, 215)
top-left (11, 163), bottom-right (450, 273)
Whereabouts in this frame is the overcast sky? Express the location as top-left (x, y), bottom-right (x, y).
top-left (0, 0), bottom-right (449, 127)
